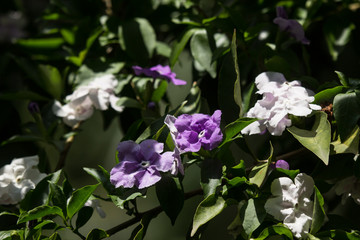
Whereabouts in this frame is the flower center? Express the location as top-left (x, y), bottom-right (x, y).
top-left (140, 161), bottom-right (150, 168)
top-left (16, 177), bottom-right (22, 184)
top-left (198, 130), bottom-right (206, 138)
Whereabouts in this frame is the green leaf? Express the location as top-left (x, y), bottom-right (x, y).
top-left (76, 207), bottom-right (94, 230)
top-left (18, 206), bottom-right (64, 224)
top-left (34, 220), bottom-right (56, 230)
top-left (16, 38), bottom-right (64, 50)
top-left (109, 189), bottom-right (145, 209)
top-left (256, 224), bottom-right (293, 240)
top-left (118, 18), bottom-right (156, 65)
top-left (331, 126), bottom-right (360, 155)
top-left (313, 86), bottom-right (346, 104)
top-left (67, 184), bottom-right (99, 219)
top-left (1, 135), bottom-right (46, 147)
top-left (190, 29), bottom-right (217, 78)
top-left (83, 167), bottom-right (115, 194)
top-left (315, 230), bottom-right (360, 240)
top-left (335, 71), bottom-right (349, 87)
top-left (20, 170), bottom-right (62, 211)
top-left (249, 143), bottom-right (273, 187)
top-left (116, 97), bottom-right (142, 109)
top-left (191, 194), bottom-right (226, 237)
top-left (38, 64), bottom-right (63, 100)
top-left (49, 232), bottom-right (61, 240)
top-left (155, 176), bottom-right (184, 225)
top-left (130, 213), bottom-right (155, 240)
top-left (49, 183), bottom-right (67, 217)
top-left (288, 112), bottom-right (331, 165)
top-left (151, 80), bottom-right (168, 102)
top-left (240, 198), bottom-right (266, 237)
top-left (311, 186), bottom-right (326, 234)
top-left (333, 92), bottom-right (360, 141)
top-left (200, 158), bottom-right (222, 198)
top-left (155, 41), bottom-right (171, 57)
top-left (170, 28), bottom-right (199, 67)
top-left (86, 229), bottom-right (109, 240)
top-left (231, 29), bottom-right (242, 116)
top-left (220, 118), bottom-right (256, 146)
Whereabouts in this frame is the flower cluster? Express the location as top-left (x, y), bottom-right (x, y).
top-left (53, 74), bottom-right (123, 127)
top-left (0, 156), bottom-right (46, 205)
top-left (110, 140), bottom-right (175, 189)
top-left (165, 110), bottom-right (223, 153)
top-left (241, 72), bottom-right (321, 136)
top-left (273, 6), bottom-right (310, 44)
top-left (133, 65), bottom-right (187, 85)
top-left (265, 173), bottom-right (314, 238)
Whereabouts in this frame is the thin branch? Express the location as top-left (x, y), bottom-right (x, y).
top-left (106, 188), bottom-right (203, 236)
top-left (55, 122), bottom-right (81, 171)
top-left (275, 147), bottom-right (308, 160)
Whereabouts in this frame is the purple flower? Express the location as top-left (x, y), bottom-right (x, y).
top-left (132, 65), bottom-right (187, 85)
top-left (165, 110), bottom-right (223, 153)
top-left (110, 140), bottom-right (174, 189)
top-left (28, 102), bottom-right (40, 114)
top-left (275, 159), bottom-right (290, 170)
top-left (273, 6), bottom-right (310, 45)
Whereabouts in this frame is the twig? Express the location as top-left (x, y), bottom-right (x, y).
top-left (275, 147), bottom-right (307, 160)
top-left (55, 122), bottom-right (81, 171)
top-left (106, 188), bottom-right (203, 236)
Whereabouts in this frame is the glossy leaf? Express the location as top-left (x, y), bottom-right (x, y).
top-left (200, 158), bottom-right (222, 198)
top-left (249, 143), bottom-right (273, 187)
top-left (67, 184), bottom-right (99, 219)
top-left (130, 213), bottom-right (155, 240)
top-left (333, 92), bottom-right (360, 141)
top-left (156, 175), bottom-right (184, 224)
top-left (83, 167), bottom-right (115, 194)
top-left (313, 86), bottom-right (346, 104)
top-left (76, 207), bottom-right (94, 230)
top-left (190, 29), bottom-right (217, 78)
top-left (16, 38), bottom-right (64, 50)
top-left (231, 29), bottom-right (242, 116)
top-left (18, 206), bottom-right (64, 224)
top-left (191, 194), bottom-right (226, 237)
top-left (170, 28), bottom-right (199, 67)
top-left (240, 198), bottom-right (266, 237)
top-left (86, 229), bottom-right (109, 240)
top-left (220, 118), bottom-right (256, 146)
top-left (256, 224), bottom-right (293, 240)
top-left (288, 112), bottom-right (331, 165)
top-left (331, 126), bottom-right (359, 155)
top-left (311, 186), bottom-right (326, 234)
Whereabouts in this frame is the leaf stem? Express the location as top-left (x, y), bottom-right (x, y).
top-left (106, 188), bottom-right (202, 236)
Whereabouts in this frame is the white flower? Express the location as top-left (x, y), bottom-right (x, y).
top-left (84, 198), bottom-right (106, 218)
top-left (0, 156), bottom-right (47, 205)
top-left (52, 74), bottom-right (123, 127)
top-left (241, 72), bottom-right (321, 136)
top-left (334, 176), bottom-right (360, 205)
top-left (265, 173), bottom-right (314, 239)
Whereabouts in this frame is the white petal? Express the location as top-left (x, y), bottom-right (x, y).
top-left (309, 104), bottom-right (321, 110)
top-left (284, 212), bottom-right (312, 239)
top-left (241, 120), bottom-right (266, 135)
top-left (294, 173), bottom-right (314, 199)
top-left (52, 101), bottom-right (69, 117)
top-left (109, 95), bottom-right (124, 112)
top-left (89, 89), bottom-right (109, 110)
top-left (255, 72), bottom-right (286, 91)
top-left (265, 196), bottom-right (295, 221)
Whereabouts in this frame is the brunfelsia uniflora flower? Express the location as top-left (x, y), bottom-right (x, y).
top-left (52, 74), bottom-right (123, 127)
top-left (273, 6), bottom-right (310, 45)
top-left (132, 65), bottom-right (187, 85)
top-left (334, 176), bottom-right (360, 205)
top-left (271, 159), bottom-right (290, 170)
top-left (265, 173), bottom-right (314, 238)
top-left (165, 110), bottom-right (223, 153)
top-left (0, 155), bottom-right (47, 205)
top-left (241, 72), bottom-right (321, 136)
top-left (110, 140), bottom-right (175, 189)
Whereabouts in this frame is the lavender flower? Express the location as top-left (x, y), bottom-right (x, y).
top-left (110, 140), bottom-right (174, 189)
top-left (275, 159), bottom-right (290, 170)
top-left (132, 65), bottom-right (187, 85)
top-left (273, 6), bottom-right (310, 45)
top-left (164, 110), bottom-right (223, 153)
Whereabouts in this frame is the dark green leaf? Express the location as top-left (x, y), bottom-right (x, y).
top-left (200, 158), bottom-right (222, 198)
top-left (0, 91), bottom-right (50, 101)
top-left (76, 207), bottom-right (94, 230)
top-left (170, 28), bottom-right (199, 67)
top-left (83, 167), bottom-right (115, 194)
top-left (1, 135), bottom-right (46, 147)
top-left (257, 224), bottom-right (293, 240)
top-left (109, 190), bottom-right (145, 209)
top-left (16, 38), bottom-right (64, 50)
top-left (67, 184), bottom-right (99, 219)
top-left (335, 71), bottom-right (349, 87)
top-left (220, 118), bottom-right (256, 146)
top-left (313, 86), bottom-right (346, 104)
top-left (130, 213), bottom-right (155, 240)
top-left (116, 97), bottom-right (142, 109)
top-left (191, 194), bottom-right (226, 237)
top-left (86, 229), bottom-right (109, 240)
top-left (151, 80), bottom-right (168, 102)
top-left (231, 29), bottom-right (242, 116)
top-left (156, 175), bottom-right (184, 224)
top-left (331, 126), bottom-right (360, 155)
top-left (315, 230), bottom-right (360, 240)
top-left (333, 92), bottom-right (360, 141)
top-left (49, 183), bottom-right (67, 217)
top-left (34, 220), bottom-right (56, 230)
top-left (38, 64), bottom-right (63, 100)
top-left (240, 198), bottom-right (266, 237)
top-left (310, 186), bottom-right (326, 234)
top-left (288, 112), bottom-right (331, 165)
top-left (18, 206), bottom-right (64, 224)
top-left (118, 18), bottom-right (156, 65)
top-left (190, 29), bottom-right (216, 78)
top-left (249, 143), bottom-right (273, 187)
